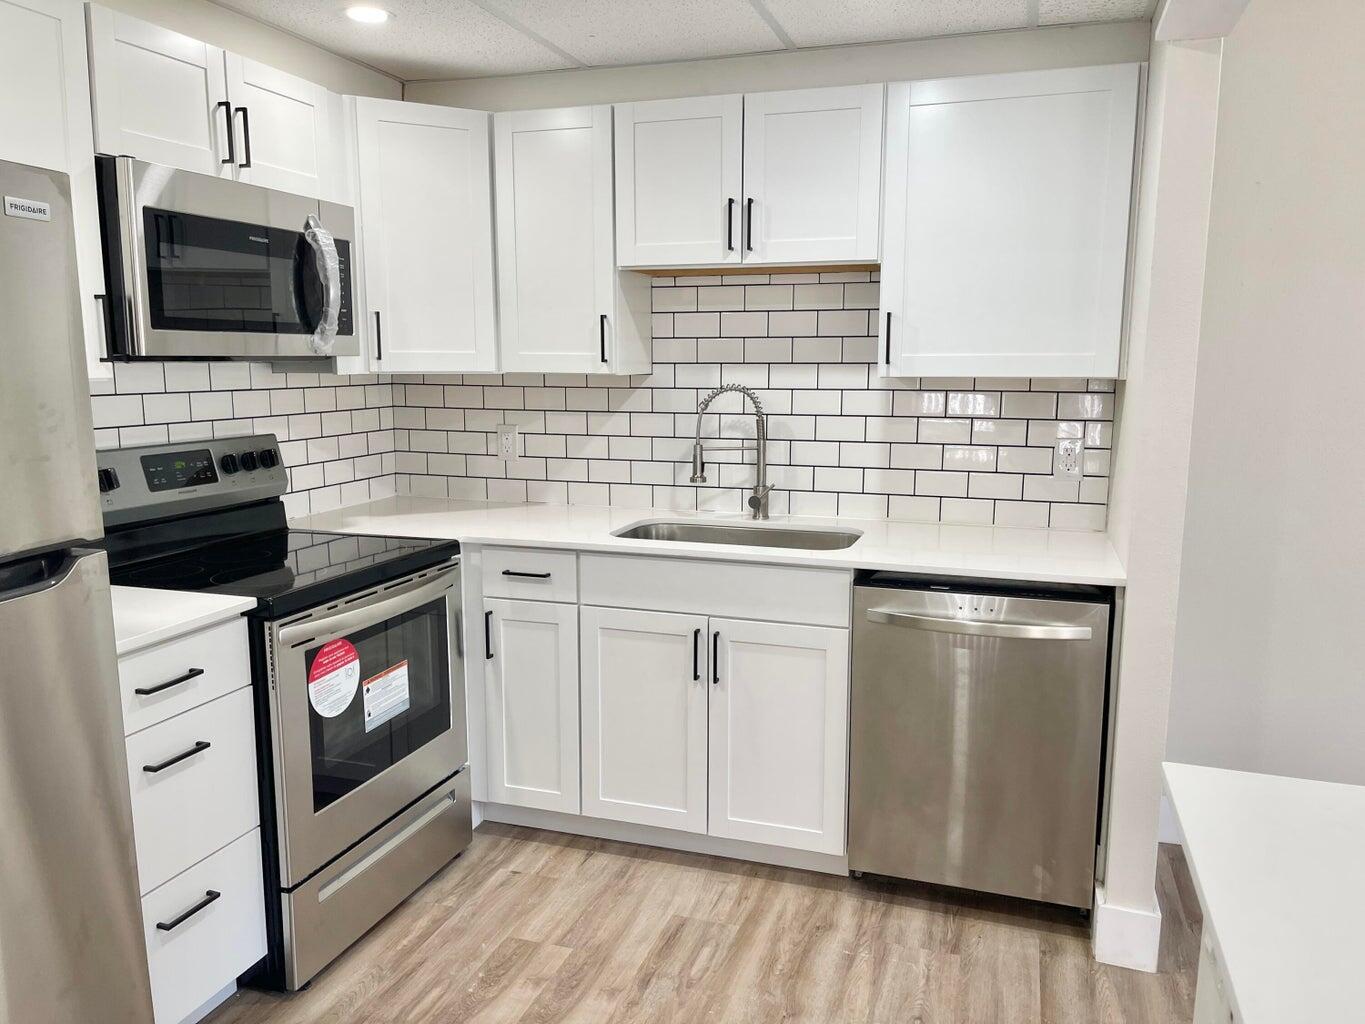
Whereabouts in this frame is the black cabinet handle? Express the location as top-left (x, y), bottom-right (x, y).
top-left (217, 101), bottom-right (235, 165)
top-left (142, 740), bottom-right (211, 774)
top-left (711, 631), bottom-right (720, 685)
top-left (134, 667), bottom-right (204, 697)
top-left (484, 609), bottom-right (493, 661)
top-left (234, 106), bottom-right (252, 168)
top-left (374, 310), bottom-right (383, 360)
top-left (692, 628), bottom-right (701, 681)
top-left (501, 570), bottom-right (551, 579)
top-left (745, 197), bottom-right (754, 252)
top-left (726, 198), bottom-right (735, 251)
top-left (155, 890), bottom-right (221, 932)
top-left (884, 311), bottom-right (892, 365)
top-left (599, 313), bottom-right (608, 363)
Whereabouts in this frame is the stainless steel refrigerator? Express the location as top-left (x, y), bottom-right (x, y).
top-left (0, 160), bottom-right (155, 1022)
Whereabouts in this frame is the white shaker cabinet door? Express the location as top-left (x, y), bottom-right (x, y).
top-left (614, 94), bottom-right (743, 267)
top-left (223, 53), bottom-right (332, 199)
top-left (494, 105), bottom-right (615, 373)
top-left (483, 598), bottom-right (580, 814)
top-left (0, 0), bottom-right (108, 379)
top-left (708, 618), bottom-right (849, 855)
top-left (580, 606), bottom-right (708, 834)
top-left (879, 64), bottom-right (1139, 379)
top-left (86, 5), bottom-right (232, 176)
top-left (354, 98), bottom-right (497, 372)
top-left (741, 84), bottom-right (884, 264)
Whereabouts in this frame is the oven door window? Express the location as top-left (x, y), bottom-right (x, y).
top-left (304, 596), bottom-right (451, 812)
top-left (143, 207), bottom-right (348, 335)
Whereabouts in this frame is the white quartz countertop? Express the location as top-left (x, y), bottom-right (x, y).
top-left (110, 586), bottom-right (255, 657)
top-left (1163, 762), bottom-right (1365, 1023)
top-left (296, 497), bottom-right (1126, 586)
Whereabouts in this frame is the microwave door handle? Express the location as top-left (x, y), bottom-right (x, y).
top-left (278, 567), bottom-right (458, 649)
top-left (302, 216), bottom-right (341, 343)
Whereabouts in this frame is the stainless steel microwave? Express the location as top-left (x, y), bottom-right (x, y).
top-left (95, 156), bottom-right (357, 360)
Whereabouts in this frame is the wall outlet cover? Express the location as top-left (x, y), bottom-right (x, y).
top-left (497, 424), bottom-right (519, 460)
top-left (1055, 437), bottom-right (1084, 479)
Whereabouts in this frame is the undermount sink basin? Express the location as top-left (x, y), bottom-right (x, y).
top-left (613, 520), bottom-right (861, 551)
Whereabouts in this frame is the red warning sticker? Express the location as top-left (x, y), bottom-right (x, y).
top-left (307, 638), bottom-right (360, 718)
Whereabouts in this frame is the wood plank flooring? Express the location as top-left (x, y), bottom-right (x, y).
top-left (210, 825), bottom-right (1201, 1024)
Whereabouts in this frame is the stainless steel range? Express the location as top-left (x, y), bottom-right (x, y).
top-left (99, 435), bottom-right (471, 990)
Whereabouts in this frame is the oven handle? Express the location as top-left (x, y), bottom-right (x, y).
top-left (278, 566), bottom-right (458, 649)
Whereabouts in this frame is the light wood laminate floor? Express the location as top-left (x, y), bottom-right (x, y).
top-left (211, 825), bottom-right (1201, 1024)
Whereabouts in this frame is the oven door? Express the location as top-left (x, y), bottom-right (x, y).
top-left (267, 561), bottom-right (465, 887)
top-left (98, 156), bottom-right (356, 360)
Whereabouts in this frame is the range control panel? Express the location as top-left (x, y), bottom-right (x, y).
top-left (96, 433), bottom-right (289, 527)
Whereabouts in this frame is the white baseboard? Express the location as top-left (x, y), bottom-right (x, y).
top-left (478, 801), bottom-right (849, 876)
top-left (1092, 883), bottom-right (1163, 972)
top-left (1157, 794), bottom-right (1183, 845)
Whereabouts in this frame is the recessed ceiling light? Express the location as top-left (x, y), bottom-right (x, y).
top-left (345, 5), bottom-right (390, 24)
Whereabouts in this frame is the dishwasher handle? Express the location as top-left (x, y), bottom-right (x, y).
top-left (865, 608), bottom-right (1092, 641)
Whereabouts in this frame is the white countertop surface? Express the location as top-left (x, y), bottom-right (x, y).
top-left (1163, 762), bottom-right (1365, 1023)
top-left (110, 586), bottom-right (255, 657)
top-left (296, 497), bottom-right (1126, 586)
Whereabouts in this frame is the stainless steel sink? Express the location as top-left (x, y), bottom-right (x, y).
top-left (613, 520), bottom-right (861, 550)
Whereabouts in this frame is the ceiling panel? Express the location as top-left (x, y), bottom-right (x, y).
top-left (756, 0), bottom-right (1031, 48)
top-left (486, 0), bottom-right (786, 66)
top-left (213, 0), bottom-right (577, 80)
top-left (1038, 0), bottom-right (1158, 24)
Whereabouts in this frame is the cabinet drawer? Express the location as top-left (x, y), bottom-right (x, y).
top-left (126, 687), bottom-right (259, 894)
top-left (580, 553), bottom-right (851, 627)
top-left (119, 619), bottom-right (251, 736)
top-left (481, 546), bottom-right (578, 602)
top-left (143, 829), bottom-right (266, 1024)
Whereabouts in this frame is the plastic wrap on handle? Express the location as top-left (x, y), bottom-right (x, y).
top-left (304, 214), bottom-right (341, 355)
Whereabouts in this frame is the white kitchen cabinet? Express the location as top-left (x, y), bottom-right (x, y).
top-left (708, 617), bottom-right (849, 855)
top-left (224, 52), bottom-right (332, 198)
top-left (483, 597), bottom-right (580, 814)
top-left (614, 94), bottom-right (743, 267)
top-left (0, 0), bottom-right (108, 379)
top-left (494, 105), bottom-right (650, 374)
top-left (879, 64), bottom-right (1140, 379)
top-left (741, 85), bottom-right (884, 264)
top-left (580, 606), bottom-right (708, 833)
top-left (614, 86), bottom-right (883, 269)
top-left (354, 97), bottom-right (497, 373)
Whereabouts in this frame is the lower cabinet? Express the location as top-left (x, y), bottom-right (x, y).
top-left (580, 606), bottom-right (708, 833)
top-left (483, 597), bottom-right (580, 813)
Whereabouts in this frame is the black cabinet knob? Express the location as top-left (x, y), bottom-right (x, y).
top-left (258, 448), bottom-right (279, 469)
top-left (240, 451), bottom-right (259, 472)
top-left (219, 453), bottom-right (240, 475)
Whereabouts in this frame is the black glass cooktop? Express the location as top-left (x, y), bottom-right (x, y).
top-left (103, 500), bottom-right (459, 618)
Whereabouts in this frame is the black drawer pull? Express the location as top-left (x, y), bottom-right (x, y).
top-left (726, 197), bottom-right (735, 251)
top-left (501, 570), bottom-right (551, 579)
top-left (217, 101), bottom-right (235, 165)
top-left (134, 667), bottom-right (204, 697)
top-left (484, 609), bottom-right (494, 661)
top-left (156, 890), bottom-right (221, 932)
top-left (884, 311), bottom-right (892, 365)
top-left (234, 105), bottom-right (252, 168)
top-left (745, 197), bottom-right (754, 252)
top-left (712, 631), bottom-right (720, 685)
top-left (142, 740), bottom-right (211, 774)
top-left (692, 628), bottom-right (701, 681)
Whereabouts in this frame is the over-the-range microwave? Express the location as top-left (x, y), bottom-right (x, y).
top-left (95, 155), bottom-right (357, 360)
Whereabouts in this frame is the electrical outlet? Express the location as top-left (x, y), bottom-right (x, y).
top-left (496, 423), bottom-right (519, 461)
top-left (1055, 437), bottom-right (1084, 480)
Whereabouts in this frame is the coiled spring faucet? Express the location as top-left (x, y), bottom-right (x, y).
top-left (689, 384), bottom-right (773, 520)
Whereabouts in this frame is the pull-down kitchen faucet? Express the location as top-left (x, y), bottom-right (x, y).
top-left (689, 384), bottom-right (773, 520)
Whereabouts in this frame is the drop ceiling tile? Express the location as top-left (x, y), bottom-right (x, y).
top-left (758, 0), bottom-right (1031, 48)
top-left (1038, 0), bottom-right (1157, 25)
top-left (213, 0), bottom-right (577, 80)
top-left (484, 0), bottom-right (786, 66)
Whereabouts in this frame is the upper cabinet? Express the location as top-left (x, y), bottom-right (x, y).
top-left (0, 0), bottom-right (107, 379)
top-left (87, 6), bottom-right (337, 200)
top-left (353, 98), bottom-right (497, 373)
top-left (879, 64), bottom-right (1140, 379)
top-left (614, 86), bottom-right (883, 269)
top-left (494, 105), bottom-right (649, 375)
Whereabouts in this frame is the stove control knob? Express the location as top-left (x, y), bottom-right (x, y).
top-left (97, 467), bottom-right (120, 493)
top-left (240, 451), bottom-right (260, 472)
top-left (258, 448), bottom-right (279, 469)
top-left (219, 453), bottom-right (240, 475)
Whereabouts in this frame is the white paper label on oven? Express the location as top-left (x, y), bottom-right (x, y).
top-left (363, 660), bottom-right (410, 732)
top-left (308, 638), bottom-right (360, 718)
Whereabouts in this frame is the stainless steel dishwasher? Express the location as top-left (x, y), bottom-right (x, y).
top-left (849, 572), bottom-right (1111, 909)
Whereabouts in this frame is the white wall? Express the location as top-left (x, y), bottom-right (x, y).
top-left (98, 0), bottom-right (399, 98)
top-left (1166, 0), bottom-right (1365, 784)
top-left (406, 22), bottom-right (1149, 110)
